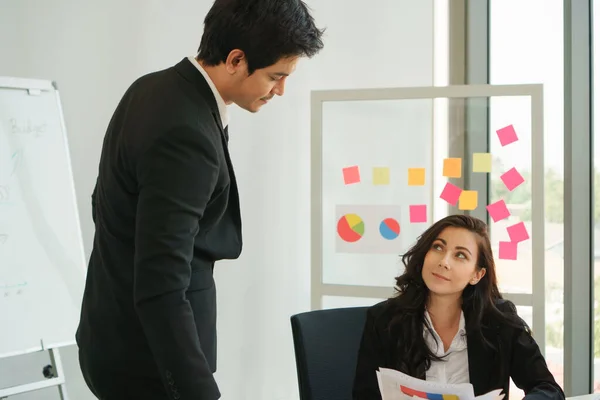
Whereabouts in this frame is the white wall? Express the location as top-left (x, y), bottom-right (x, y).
top-left (0, 1), bottom-right (433, 398)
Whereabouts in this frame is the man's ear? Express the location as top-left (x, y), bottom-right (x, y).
top-left (225, 49), bottom-right (247, 74)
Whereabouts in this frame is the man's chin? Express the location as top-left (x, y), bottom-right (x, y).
top-left (238, 101), bottom-right (264, 113)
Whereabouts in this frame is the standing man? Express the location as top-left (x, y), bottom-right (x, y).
top-left (75, 0), bottom-right (324, 398)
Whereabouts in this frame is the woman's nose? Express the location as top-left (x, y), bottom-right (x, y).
top-left (439, 255), bottom-right (450, 269)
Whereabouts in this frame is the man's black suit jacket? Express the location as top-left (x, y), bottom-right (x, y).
top-left (353, 299), bottom-right (565, 400)
top-left (76, 58), bottom-right (242, 400)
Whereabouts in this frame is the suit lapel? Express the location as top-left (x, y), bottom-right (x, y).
top-left (175, 58), bottom-right (241, 231)
top-left (175, 57), bottom-right (230, 144)
top-left (216, 125), bottom-right (242, 229)
top-left (210, 112), bottom-right (228, 143)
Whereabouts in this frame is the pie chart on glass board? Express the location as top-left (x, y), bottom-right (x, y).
top-left (379, 218), bottom-right (400, 240)
top-left (337, 214), bottom-right (364, 242)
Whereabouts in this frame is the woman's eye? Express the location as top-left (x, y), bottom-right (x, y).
top-left (456, 252), bottom-right (466, 259)
top-left (433, 244), bottom-right (442, 250)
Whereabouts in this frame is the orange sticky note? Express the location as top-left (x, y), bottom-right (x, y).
top-left (458, 190), bottom-right (478, 210)
top-left (443, 158), bottom-right (462, 178)
top-left (408, 168), bottom-right (425, 186)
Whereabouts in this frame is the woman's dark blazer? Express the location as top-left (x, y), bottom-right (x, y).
top-left (352, 299), bottom-right (565, 400)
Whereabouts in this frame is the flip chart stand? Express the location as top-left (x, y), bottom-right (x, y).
top-left (0, 347), bottom-right (69, 399)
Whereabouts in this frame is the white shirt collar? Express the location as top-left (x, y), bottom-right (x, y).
top-left (423, 310), bottom-right (470, 384)
top-left (423, 310), bottom-right (467, 355)
top-left (187, 56), bottom-right (229, 129)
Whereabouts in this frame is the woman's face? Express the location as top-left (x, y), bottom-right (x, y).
top-left (421, 226), bottom-right (486, 298)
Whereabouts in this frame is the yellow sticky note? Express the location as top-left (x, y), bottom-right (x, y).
top-left (458, 190), bottom-right (478, 210)
top-left (373, 167), bottom-right (390, 185)
top-left (443, 158), bottom-right (462, 178)
top-left (473, 153), bottom-right (492, 173)
top-left (408, 168), bottom-right (425, 186)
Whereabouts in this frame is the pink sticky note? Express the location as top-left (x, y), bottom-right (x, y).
top-left (409, 205), bottom-right (427, 223)
top-left (496, 124), bottom-right (519, 147)
top-left (486, 199), bottom-right (511, 222)
top-left (500, 167), bottom-right (525, 191)
top-left (499, 241), bottom-right (518, 260)
top-left (439, 182), bottom-right (462, 206)
top-left (507, 222), bottom-right (529, 243)
top-left (342, 166), bottom-right (360, 185)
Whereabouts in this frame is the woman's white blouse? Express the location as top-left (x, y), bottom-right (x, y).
top-left (423, 310), bottom-right (470, 384)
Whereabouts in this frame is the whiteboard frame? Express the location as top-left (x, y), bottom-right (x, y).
top-left (0, 347), bottom-right (69, 399)
top-left (0, 76), bottom-right (87, 357)
top-left (0, 76), bottom-right (87, 399)
top-left (310, 84), bottom-right (545, 350)
top-left (0, 77), bottom-right (55, 92)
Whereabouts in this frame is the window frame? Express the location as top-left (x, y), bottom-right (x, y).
top-left (458, 0), bottom-right (595, 395)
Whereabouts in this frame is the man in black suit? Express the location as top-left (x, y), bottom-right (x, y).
top-left (75, 1), bottom-right (324, 398)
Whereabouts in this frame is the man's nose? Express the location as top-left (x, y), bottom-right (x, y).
top-left (273, 79), bottom-right (286, 96)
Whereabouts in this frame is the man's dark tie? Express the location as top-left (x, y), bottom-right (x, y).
top-left (224, 125), bottom-right (229, 142)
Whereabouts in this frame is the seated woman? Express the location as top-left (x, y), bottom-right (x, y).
top-left (352, 215), bottom-right (563, 400)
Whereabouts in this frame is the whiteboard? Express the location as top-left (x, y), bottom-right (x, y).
top-left (0, 77), bottom-right (86, 358)
top-left (310, 85), bottom-right (545, 342)
top-left (320, 99), bottom-right (436, 288)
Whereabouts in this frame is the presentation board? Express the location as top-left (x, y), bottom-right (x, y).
top-left (0, 77), bottom-right (86, 358)
top-left (310, 85), bottom-right (546, 349)
top-left (320, 99), bottom-right (436, 288)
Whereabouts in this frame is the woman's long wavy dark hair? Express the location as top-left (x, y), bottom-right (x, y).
top-left (384, 214), bottom-right (522, 378)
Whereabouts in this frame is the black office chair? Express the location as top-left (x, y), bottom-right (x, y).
top-left (290, 306), bottom-right (369, 400)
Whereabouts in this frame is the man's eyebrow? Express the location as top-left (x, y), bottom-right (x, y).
top-left (271, 72), bottom-right (289, 77)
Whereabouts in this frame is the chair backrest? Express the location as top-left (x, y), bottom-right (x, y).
top-left (290, 306), bottom-right (369, 400)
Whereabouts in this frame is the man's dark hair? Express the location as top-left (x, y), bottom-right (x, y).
top-left (197, 0), bottom-right (325, 74)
